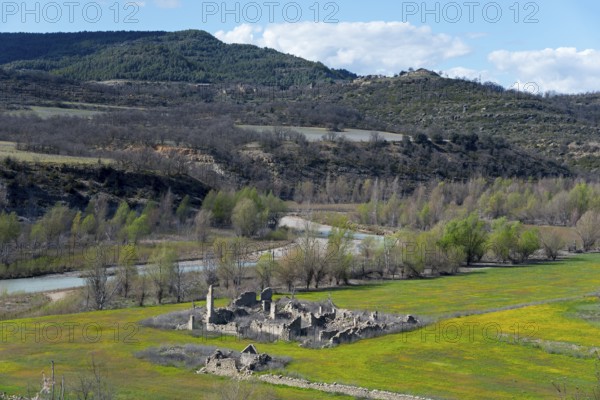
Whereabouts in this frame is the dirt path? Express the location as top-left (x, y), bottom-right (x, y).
top-left (46, 290), bottom-right (75, 302)
top-left (257, 375), bottom-right (430, 400)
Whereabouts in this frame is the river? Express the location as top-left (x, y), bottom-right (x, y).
top-left (0, 217), bottom-right (380, 295)
top-left (0, 260), bottom-right (210, 295)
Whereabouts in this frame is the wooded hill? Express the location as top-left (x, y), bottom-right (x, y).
top-left (0, 30), bottom-right (355, 85)
top-left (0, 30), bottom-right (598, 216)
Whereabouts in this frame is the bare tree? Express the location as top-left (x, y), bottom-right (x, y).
top-left (213, 238), bottom-right (235, 289)
top-left (540, 228), bottom-right (566, 260)
top-left (170, 260), bottom-right (185, 303)
top-left (576, 211), bottom-right (600, 252)
top-left (255, 251), bottom-right (277, 290)
top-left (276, 247), bottom-right (299, 292)
top-left (215, 380), bottom-right (274, 400)
top-left (194, 209), bottom-right (213, 242)
top-left (116, 244), bottom-right (138, 298)
top-left (296, 218), bottom-right (323, 289)
top-left (135, 274), bottom-right (148, 307)
top-left (84, 246), bottom-right (119, 310)
top-left (148, 247), bottom-right (177, 304)
top-left (72, 357), bottom-right (114, 400)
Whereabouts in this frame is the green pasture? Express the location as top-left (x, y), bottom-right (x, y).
top-left (1, 254), bottom-right (600, 399)
top-left (294, 255), bottom-right (600, 319)
top-left (0, 141), bottom-right (108, 165)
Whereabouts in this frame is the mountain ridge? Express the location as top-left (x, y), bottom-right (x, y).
top-left (0, 30), bottom-right (356, 85)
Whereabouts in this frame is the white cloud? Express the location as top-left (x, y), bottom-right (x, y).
top-left (154, 0), bottom-right (181, 9)
top-left (215, 21), bottom-right (470, 75)
top-left (488, 48), bottom-right (600, 94)
top-left (444, 67), bottom-right (499, 84)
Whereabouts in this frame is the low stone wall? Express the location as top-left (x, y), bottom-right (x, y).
top-left (258, 375), bottom-right (431, 400)
top-left (206, 322), bottom-right (239, 336)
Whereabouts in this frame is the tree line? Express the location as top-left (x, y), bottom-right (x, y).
top-left (0, 101), bottom-right (569, 206)
top-left (0, 186), bottom-right (286, 279)
top-left (355, 177), bottom-right (600, 231)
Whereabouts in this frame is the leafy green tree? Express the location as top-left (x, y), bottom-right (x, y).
top-left (488, 218), bottom-right (519, 263)
top-left (126, 215), bottom-right (150, 244)
top-left (30, 221), bottom-right (47, 249)
top-left (488, 218), bottom-right (540, 263)
top-left (116, 244), bottom-right (138, 299)
top-left (141, 200), bottom-right (159, 231)
top-left (263, 191), bottom-right (287, 215)
top-left (202, 188), bottom-right (285, 234)
top-left (203, 190), bottom-right (236, 226)
top-left (39, 203), bottom-right (74, 254)
top-left (81, 214), bottom-right (97, 236)
top-left (515, 228), bottom-right (540, 263)
top-left (232, 198), bottom-right (260, 237)
top-left (418, 204), bottom-right (432, 230)
top-left (112, 201), bottom-right (131, 226)
top-left (108, 201), bottom-right (130, 240)
top-left (569, 183), bottom-right (591, 222)
top-left (439, 213), bottom-right (488, 265)
top-left (0, 211), bottom-right (20, 264)
top-left (175, 195), bottom-right (191, 225)
top-left (485, 192), bottom-right (505, 219)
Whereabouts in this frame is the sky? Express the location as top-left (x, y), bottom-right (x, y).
top-left (1, 0), bottom-right (599, 93)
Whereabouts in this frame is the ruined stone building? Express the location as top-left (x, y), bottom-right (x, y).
top-left (200, 285), bottom-right (419, 347)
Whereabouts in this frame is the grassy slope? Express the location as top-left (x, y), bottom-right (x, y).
top-left (1, 255), bottom-right (600, 399)
top-left (0, 141), bottom-right (107, 165)
top-left (294, 255), bottom-right (600, 318)
top-left (0, 302), bottom-right (351, 400)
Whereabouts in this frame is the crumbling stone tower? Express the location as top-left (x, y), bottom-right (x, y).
top-left (206, 285), bottom-right (216, 324)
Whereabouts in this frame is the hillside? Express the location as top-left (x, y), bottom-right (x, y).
top-left (0, 159), bottom-right (209, 218)
top-left (0, 30), bottom-right (355, 85)
top-left (345, 73), bottom-right (599, 139)
top-left (1, 30), bottom-right (598, 173)
top-left (0, 30), bottom-right (599, 213)
top-left (0, 105), bottom-right (570, 215)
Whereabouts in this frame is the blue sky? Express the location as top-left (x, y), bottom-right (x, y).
top-left (2, 0), bottom-right (599, 93)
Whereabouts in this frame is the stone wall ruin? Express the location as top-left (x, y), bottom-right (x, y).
top-left (199, 285), bottom-right (420, 347)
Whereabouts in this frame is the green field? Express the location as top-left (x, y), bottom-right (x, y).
top-left (0, 141), bottom-right (110, 165)
top-left (1, 254), bottom-right (600, 399)
top-left (294, 256), bottom-right (600, 319)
